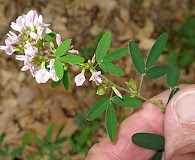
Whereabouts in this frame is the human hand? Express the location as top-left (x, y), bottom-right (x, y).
top-left (86, 84), bottom-right (195, 160)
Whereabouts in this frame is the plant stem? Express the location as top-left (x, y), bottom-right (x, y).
top-left (137, 94), bottom-right (166, 112)
top-left (100, 74), bottom-right (132, 94)
top-left (138, 74), bottom-right (144, 95)
top-left (100, 74), bottom-right (166, 112)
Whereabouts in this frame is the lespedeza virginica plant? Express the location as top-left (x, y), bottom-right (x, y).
top-left (0, 10), bottom-right (181, 159)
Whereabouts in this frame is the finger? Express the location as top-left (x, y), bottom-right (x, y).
top-left (86, 89), bottom-right (171, 160)
top-left (164, 84), bottom-right (195, 160)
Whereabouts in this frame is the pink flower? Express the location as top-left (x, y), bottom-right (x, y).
top-left (15, 44), bottom-right (37, 76)
top-left (47, 59), bottom-right (60, 82)
top-left (0, 31), bottom-right (21, 55)
top-left (35, 68), bottom-right (50, 83)
top-left (56, 34), bottom-right (62, 46)
top-left (74, 72), bottom-right (86, 86)
top-left (10, 14), bottom-right (26, 32)
top-left (89, 71), bottom-right (102, 85)
top-left (112, 86), bottom-right (122, 99)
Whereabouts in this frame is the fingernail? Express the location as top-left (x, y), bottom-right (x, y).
top-left (175, 90), bottom-right (195, 123)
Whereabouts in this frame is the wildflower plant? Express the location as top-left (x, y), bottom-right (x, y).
top-left (0, 10), bottom-right (182, 159)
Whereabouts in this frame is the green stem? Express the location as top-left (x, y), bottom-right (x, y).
top-left (138, 74), bottom-right (144, 95)
top-left (101, 73), bottom-right (166, 112)
top-left (88, 64), bottom-right (166, 112)
top-left (100, 74), bottom-right (132, 94)
top-left (137, 94), bottom-right (166, 112)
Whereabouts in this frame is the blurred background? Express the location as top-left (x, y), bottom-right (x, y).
top-left (0, 0), bottom-right (195, 159)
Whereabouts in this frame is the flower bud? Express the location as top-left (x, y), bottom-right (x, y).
top-left (96, 85), bottom-right (106, 96)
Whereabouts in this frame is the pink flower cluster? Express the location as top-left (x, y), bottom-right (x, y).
top-left (0, 10), bottom-right (59, 83)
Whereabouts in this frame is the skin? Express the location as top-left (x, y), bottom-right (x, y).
top-left (86, 84), bottom-right (195, 160)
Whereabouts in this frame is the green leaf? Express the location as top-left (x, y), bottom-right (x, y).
top-left (55, 137), bottom-right (68, 145)
top-left (51, 80), bottom-right (61, 88)
top-left (60, 54), bottom-right (85, 64)
top-left (145, 66), bottom-right (169, 79)
top-left (34, 136), bottom-right (43, 147)
top-left (132, 133), bottom-right (165, 150)
top-left (112, 95), bottom-right (142, 108)
top-left (151, 150), bottom-right (163, 160)
top-left (146, 33), bottom-right (168, 68)
top-left (56, 39), bottom-right (72, 57)
top-left (10, 146), bottom-right (24, 157)
top-left (128, 41), bottom-right (145, 74)
top-left (22, 133), bottom-right (31, 146)
top-left (96, 32), bottom-right (112, 62)
top-left (54, 58), bottom-right (64, 79)
top-left (76, 127), bottom-right (91, 146)
top-left (87, 98), bottom-right (110, 121)
top-left (44, 144), bottom-right (62, 151)
top-left (106, 103), bottom-right (117, 142)
top-left (0, 149), bottom-right (8, 157)
top-left (46, 123), bottom-right (54, 143)
top-left (0, 133), bottom-right (5, 144)
top-left (100, 62), bottom-right (125, 76)
top-left (56, 123), bottom-right (66, 140)
top-left (44, 32), bottom-right (56, 42)
top-left (62, 70), bottom-right (71, 91)
top-left (167, 87), bottom-right (180, 104)
top-left (103, 48), bottom-right (128, 62)
top-left (166, 65), bottom-right (180, 88)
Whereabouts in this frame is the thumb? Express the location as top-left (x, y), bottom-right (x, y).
top-left (164, 84), bottom-right (195, 160)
